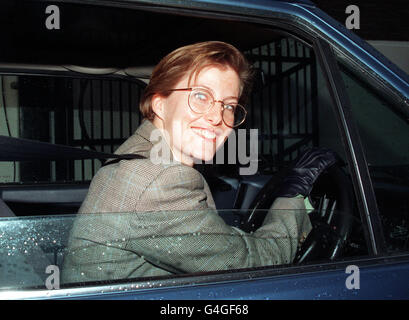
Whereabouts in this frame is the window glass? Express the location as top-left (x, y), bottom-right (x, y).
top-left (337, 60), bottom-right (409, 253)
top-left (0, 208), bottom-right (357, 290)
top-left (0, 215), bottom-right (73, 289)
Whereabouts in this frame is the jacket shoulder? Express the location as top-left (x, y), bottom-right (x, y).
top-left (79, 157), bottom-right (202, 213)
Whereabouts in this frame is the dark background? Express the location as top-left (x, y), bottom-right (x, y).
top-left (313, 0), bottom-right (409, 41)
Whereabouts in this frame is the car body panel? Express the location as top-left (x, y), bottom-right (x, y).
top-left (2, 256), bottom-right (409, 299)
top-left (78, 260), bottom-right (409, 300)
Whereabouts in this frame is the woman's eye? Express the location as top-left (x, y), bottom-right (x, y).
top-left (194, 92), bottom-right (208, 101)
top-left (224, 104), bottom-right (235, 112)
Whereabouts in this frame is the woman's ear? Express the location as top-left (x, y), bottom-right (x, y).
top-left (151, 94), bottom-right (165, 120)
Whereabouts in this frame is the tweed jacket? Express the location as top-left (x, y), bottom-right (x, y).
top-left (62, 120), bottom-right (311, 284)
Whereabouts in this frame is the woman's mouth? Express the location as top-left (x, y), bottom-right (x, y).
top-left (191, 127), bottom-right (217, 141)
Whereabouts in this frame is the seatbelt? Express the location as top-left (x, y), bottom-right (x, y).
top-left (0, 134), bottom-right (146, 162)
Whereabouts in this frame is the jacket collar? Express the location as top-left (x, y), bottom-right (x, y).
top-left (135, 119), bottom-right (175, 164)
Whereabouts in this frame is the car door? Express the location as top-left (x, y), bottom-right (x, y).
top-left (0, 0), bottom-right (408, 299)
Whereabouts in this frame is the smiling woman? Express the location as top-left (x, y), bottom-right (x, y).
top-left (61, 41), bottom-right (317, 282)
top-left (146, 41), bottom-right (248, 165)
top-left (151, 66), bottom-right (239, 164)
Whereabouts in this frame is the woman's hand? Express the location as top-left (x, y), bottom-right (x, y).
top-left (275, 148), bottom-right (341, 198)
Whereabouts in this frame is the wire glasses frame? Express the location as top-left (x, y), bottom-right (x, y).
top-left (167, 87), bottom-right (247, 128)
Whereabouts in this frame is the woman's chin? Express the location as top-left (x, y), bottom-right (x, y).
top-left (191, 151), bottom-right (216, 164)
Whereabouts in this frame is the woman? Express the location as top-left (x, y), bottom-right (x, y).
top-left (62, 41), bottom-right (313, 283)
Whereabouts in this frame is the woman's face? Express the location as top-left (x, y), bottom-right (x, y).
top-left (152, 65), bottom-right (240, 166)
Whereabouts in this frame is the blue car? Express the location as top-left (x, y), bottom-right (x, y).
top-left (0, 0), bottom-right (408, 300)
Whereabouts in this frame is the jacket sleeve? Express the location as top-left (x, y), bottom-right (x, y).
top-left (125, 164), bottom-right (312, 272)
top-left (62, 163), bottom-right (312, 283)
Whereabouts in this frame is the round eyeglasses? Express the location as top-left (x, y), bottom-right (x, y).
top-left (167, 87), bottom-right (247, 128)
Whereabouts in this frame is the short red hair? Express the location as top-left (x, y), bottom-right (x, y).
top-left (140, 41), bottom-right (252, 120)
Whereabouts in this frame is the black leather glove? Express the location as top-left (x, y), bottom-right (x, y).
top-left (276, 148), bottom-right (340, 198)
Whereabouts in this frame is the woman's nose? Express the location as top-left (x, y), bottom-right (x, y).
top-left (204, 101), bottom-right (223, 125)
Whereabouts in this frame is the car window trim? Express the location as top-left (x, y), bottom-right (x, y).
top-left (313, 38), bottom-right (387, 256)
top-left (334, 49), bottom-right (409, 125)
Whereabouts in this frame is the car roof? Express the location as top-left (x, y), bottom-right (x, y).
top-left (1, 0), bottom-right (303, 69)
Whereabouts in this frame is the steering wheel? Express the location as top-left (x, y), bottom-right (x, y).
top-left (242, 163), bottom-right (355, 264)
